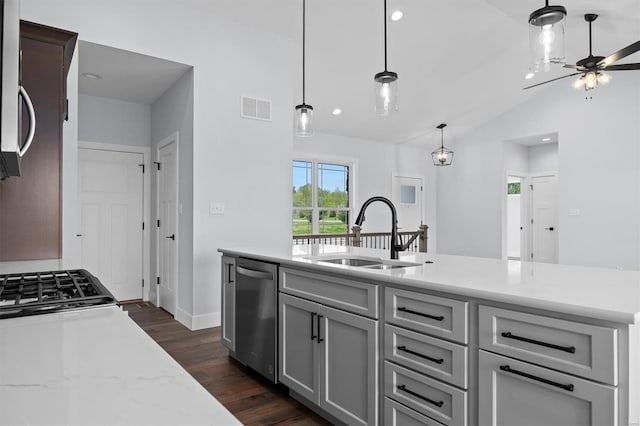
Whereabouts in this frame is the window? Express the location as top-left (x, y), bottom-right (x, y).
top-left (292, 160), bottom-right (351, 235)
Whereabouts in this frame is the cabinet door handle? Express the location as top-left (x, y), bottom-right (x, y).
top-left (398, 306), bottom-right (444, 321)
top-left (310, 312), bottom-right (317, 340)
top-left (501, 332), bottom-right (576, 353)
top-left (397, 345), bottom-right (444, 364)
top-left (397, 384), bottom-right (443, 407)
top-left (317, 315), bottom-right (324, 343)
top-left (499, 365), bottom-right (574, 392)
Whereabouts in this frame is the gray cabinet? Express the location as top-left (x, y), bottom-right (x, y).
top-left (220, 256), bottom-right (235, 352)
top-left (478, 350), bottom-right (617, 426)
top-left (279, 293), bottom-right (379, 426)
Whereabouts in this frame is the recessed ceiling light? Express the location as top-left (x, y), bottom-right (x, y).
top-left (332, 108), bottom-right (342, 115)
top-left (82, 72), bottom-right (103, 80)
top-left (542, 137), bottom-right (551, 142)
top-left (525, 71), bottom-right (535, 80)
top-left (391, 10), bottom-right (403, 21)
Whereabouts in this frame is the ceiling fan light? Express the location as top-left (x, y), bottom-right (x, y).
top-left (584, 71), bottom-right (598, 90)
top-left (597, 72), bottom-right (612, 85)
top-left (572, 76), bottom-right (584, 89)
top-left (529, 3), bottom-right (567, 72)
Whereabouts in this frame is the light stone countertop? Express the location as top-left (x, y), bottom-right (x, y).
top-left (220, 245), bottom-right (640, 325)
top-left (0, 305), bottom-right (242, 426)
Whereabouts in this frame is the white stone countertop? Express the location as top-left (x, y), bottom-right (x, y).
top-left (219, 245), bottom-right (640, 325)
top-left (0, 305), bottom-right (241, 426)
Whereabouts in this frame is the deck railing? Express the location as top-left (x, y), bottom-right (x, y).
top-left (292, 224), bottom-right (428, 253)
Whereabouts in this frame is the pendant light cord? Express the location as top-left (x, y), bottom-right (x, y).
top-left (441, 127), bottom-right (444, 150)
top-left (302, 0), bottom-right (306, 104)
top-left (383, 0), bottom-right (388, 71)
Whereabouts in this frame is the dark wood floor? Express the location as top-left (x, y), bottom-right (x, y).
top-left (124, 302), bottom-right (331, 426)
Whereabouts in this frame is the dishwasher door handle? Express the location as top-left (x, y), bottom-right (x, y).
top-left (236, 265), bottom-right (273, 280)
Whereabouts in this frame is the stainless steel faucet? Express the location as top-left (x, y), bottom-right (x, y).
top-left (354, 196), bottom-right (404, 260)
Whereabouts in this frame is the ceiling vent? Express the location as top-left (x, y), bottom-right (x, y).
top-left (241, 96), bottom-right (271, 121)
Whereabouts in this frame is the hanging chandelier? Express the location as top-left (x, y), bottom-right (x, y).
top-left (431, 123), bottom-right (453, 166)
top-left (295, 0), bottom-right (313, 136)
top-left (528, 0), bottom-right (567, 72)
top-left (373, 0), bottom-right (398, 115)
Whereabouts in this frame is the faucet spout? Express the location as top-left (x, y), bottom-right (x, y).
top-left (354, 196), bottom-right (403, 260)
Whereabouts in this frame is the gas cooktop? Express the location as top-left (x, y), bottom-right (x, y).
top-left (0, 269), bottom-right (117, 319)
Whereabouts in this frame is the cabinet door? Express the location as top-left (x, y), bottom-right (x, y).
top-left (479, 350), bottom-right (617, 426)
top-left (320, 305), bottom-right (378, 426)
top-left (221, 256), bottom-right (235, 351)
top-left (279, 293), bottom-right (320, 403)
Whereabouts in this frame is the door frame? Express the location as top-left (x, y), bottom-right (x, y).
top-left (77, 141), bottom-right (151, 301)
top-left (154, 133), bottom-right (179, 312)
top-left (502, 170), bottom-right (529, 261)
top-left (529, 171), bottom-right (559, 264)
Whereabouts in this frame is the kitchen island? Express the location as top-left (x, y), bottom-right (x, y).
top-left (0, 305), bottom-right (241, 426)
top-left (220, 244), bottom-right (640, 426)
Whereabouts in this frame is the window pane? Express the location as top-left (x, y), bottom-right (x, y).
top-left (318, 210), bottom-right (349, 234)
top-left (293, 161), bottom-right (312, 207)
top-left (317, 163), bottom-right (349, 208)
top-left (400, 185), bottom-right (416, 204)
top-left (292, 209), bottom-right (313, 235)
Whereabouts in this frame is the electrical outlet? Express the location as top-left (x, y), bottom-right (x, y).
top-left (210, 202), bottom-right (225, 215)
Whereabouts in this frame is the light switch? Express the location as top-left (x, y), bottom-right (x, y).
top-left (568, 208), bottom-right (581, 216)
top-left (210, 202), bottom-right (225, 215)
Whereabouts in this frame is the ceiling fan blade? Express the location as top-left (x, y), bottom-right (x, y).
top-left (603, 63), bottom-right (640, 71)
top-left (563, 64), bottom-right (581, 70)
top-left (599, 40), bottom-right (640, 67)
top-left (523, 73), bottom-right (582, 90)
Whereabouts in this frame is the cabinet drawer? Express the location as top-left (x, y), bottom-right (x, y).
top-left (280, 267), bottom-right (378, 318)
top-left (479, 306), bottom-right (617, 385)
top-left (384, 397), bottom-right (444, 426)
top-left (385, 361), bottom-right (467, 426)
top-left (385, 324), bottom-right (468, 389)
top-left (385, 288), bottom-right (468, 343)
top-left (479, 350), bottom-right (617, 426)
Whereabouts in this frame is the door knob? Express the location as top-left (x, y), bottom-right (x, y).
top-left (544, 227), bottom-right (554, 231)
top-left (166, 234), bottom-right (175, 240)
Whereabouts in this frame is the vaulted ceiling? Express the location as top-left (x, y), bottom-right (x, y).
top-left (212, 0), bottom-right (640, 145)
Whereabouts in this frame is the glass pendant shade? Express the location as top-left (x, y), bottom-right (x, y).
top-left (529, 2), bottom-right (567, 72)
top-left (374, 71), bottom-right (398, 115)
top-left (431, 123), bottom-right (453, 166)
top-left (295, 104), bottom-right (313, 137)
top-left (573, 71), bottom-right (612, 91)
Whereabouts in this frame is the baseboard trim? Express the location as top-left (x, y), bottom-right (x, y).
top-left (174, 308), bottom-right (221, 331)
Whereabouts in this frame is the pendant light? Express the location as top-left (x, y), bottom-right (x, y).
top-left (374, 0), bottom-right (398, 115)
top-left (528, 0), bottom-right (567, 72)
top-left (295, 0), bottom-right (313, 137)
top-left (431, 123), bottom-right (453, 166)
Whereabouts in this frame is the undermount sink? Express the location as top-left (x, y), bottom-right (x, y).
top-left (314, 257), bottom-right (420, 270)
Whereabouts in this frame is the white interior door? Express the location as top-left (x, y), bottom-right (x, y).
top-left (78, 149), bottom-right (144, 301)
top-left (392, 175), bottom-right (423, 232)
top-left (531, 174), bottom-right (558, 263)
top-left (157, 139), bottom-right (178, 315)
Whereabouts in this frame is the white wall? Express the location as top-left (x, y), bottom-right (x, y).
top-left (294, 132), bottom-right (437, 251)
top-left (21, 0), bottom-right (294, 329)
top-left (79, 95), bottom-right (151, 147)
top-left (150, 69), bottom-right (194, 322)
top-left (438, 72), bottom-right (640, 270)
top-left (529, 142), bottom-right (558, 173)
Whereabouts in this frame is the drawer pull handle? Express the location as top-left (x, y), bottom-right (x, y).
top-left (398, 307), bottom-right (444, 321)
top-left (499, 364), bottom-right (574, 392)
top-left (397, 345), bottom-right (444, 364)
top-left (310, 312), bottom-right (317, 340)
top-left (397, 384), bottom-right (444, 407)
top-left (317, 315), bottom-right (323, 343)
top-left (501, 332), bottom-right (576, 353)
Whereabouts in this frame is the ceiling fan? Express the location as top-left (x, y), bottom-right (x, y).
top-left (525, 13), bottom-right (640, 91)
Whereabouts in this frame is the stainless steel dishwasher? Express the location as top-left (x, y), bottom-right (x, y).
top-left (234, 257), bottom-right (278, 383)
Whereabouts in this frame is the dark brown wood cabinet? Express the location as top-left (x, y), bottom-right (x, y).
top-left (0, 22), bottom-right (76, 261)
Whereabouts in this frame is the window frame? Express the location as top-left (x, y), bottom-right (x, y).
top-left (292, 156), bottom-right (356, 235)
